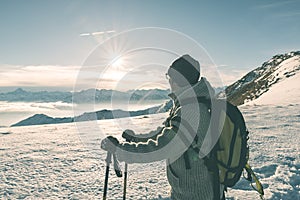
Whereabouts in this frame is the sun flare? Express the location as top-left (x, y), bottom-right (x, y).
top-left (111, 56), bottom-right (124, 67)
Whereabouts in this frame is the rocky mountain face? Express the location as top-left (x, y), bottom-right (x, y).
top-left (220, 51), bottom-right (300, 106)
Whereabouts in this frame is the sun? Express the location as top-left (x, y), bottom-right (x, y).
top-left (111, 56), bottom-right (124, 67)
top-left (102, 55), bottom-right (127, 82)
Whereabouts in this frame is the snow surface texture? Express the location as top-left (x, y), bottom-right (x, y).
top-left (1, 105), bottom-right (299, 199)
top-left (245, 54), bottom-right (300, 106)
top-left (247, 71), bottom-right (300, 105)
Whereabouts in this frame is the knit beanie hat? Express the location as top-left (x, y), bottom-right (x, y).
top-left (167, 54), bottom-right (200, 87)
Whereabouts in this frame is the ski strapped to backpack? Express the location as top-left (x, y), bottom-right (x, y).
top-left (180, 97), bottom-right (264, 200)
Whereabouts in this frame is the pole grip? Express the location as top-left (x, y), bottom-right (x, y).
top-left (113, 154), bottom-right (123, 177)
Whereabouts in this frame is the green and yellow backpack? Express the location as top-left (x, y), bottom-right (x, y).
top-left (182, 97), bottom-right (264, 200)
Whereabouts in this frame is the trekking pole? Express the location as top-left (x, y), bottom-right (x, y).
top-left (123, 162), bottom-right (128, 200)
top-left (103, 152), bottom-right (112, 200)
top-left (121, 128), bottom-right (163, 200)
top-left (121, 130), bottom-right (140, 200)
top-left (123, 137), bottom-right (131, 200)
top-left (103, 152), bottom-right (123, 200)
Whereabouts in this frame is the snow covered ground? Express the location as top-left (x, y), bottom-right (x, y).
top-left (1, 104), bottom-right (299, 199)
top-left (247, 72), bottom-right (300, 106)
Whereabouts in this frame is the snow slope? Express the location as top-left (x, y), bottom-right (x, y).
top-left (1, 105), bottom-right (299, 199)
top-left (247, 71), bottom-right (300, 105)
top-left (222, 51), bottom-right (300, 106)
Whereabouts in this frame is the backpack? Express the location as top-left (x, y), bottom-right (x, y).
top-left (181, 97), bottom-right (264, 200)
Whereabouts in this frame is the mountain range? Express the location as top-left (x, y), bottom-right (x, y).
top-left (9, 50), bottom-right (300, 126)
top-left (0, 88), bottom-right (170, 103)
top-left (220, 51), bottom-right (300, 105)
top-left (11, 100), bottom-right (172, 127)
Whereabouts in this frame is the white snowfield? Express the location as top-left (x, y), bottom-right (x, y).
top-left (1, 104), bottom-right (299, 199)
top-left (248, 72), bottom-right (300, 105)
top-left (246, 55), bottom-right (300, 106)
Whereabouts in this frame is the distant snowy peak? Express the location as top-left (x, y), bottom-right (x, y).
top-left (221, 51), bottom-right (300, 105)
top-left (0, 88), bottom-right (170, 103)
top-left (9, 88), bottom-right (27, 95)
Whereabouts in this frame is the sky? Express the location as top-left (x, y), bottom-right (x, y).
top-left (0, 0), bottom-right (299, 92)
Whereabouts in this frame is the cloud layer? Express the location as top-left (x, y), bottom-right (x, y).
top-left (0, 63), bottom-right (247, 90)
top-left (0, 65), bottom-right (80, 88)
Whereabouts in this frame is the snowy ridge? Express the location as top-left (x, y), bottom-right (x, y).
top-left (246, 70), bottom-right (300, 105)
top-left (221, 51), bottom-right (300, 105)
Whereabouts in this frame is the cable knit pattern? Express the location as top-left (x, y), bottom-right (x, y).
top-left (116, 78), bottom-right (218, 200)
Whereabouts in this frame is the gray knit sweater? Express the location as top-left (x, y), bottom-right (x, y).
top-left (115, 78), bottom-right (221, 200)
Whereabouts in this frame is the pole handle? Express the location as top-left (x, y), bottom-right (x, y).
top-left (113, 154), bottom-right (123, 177)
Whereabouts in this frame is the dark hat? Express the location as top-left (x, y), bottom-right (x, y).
top-left (167, 54), bottom-right (200, 87)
